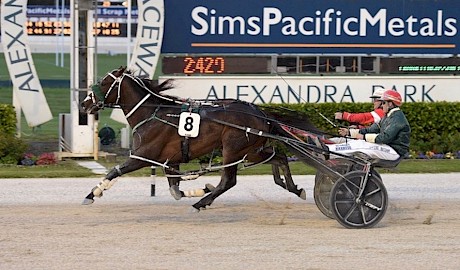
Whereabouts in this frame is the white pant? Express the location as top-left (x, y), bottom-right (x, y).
top-left (326, 139), bottom-right (400, 161)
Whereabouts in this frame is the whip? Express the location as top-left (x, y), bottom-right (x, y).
top-left (270, 63), bottom-right (342, 129)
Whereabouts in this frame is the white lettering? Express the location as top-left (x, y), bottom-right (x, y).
top-left (191, 6), bottom-right (208, 36)
top-left (419, 18), bottom-right (435, 36)
top-left (298, 17), bottom-right (313, 35)
top-left (444, 18), bottom-right (457, 36)
top-left (360, 8), bottom-right (386, 36)
top-left (263, 7), bottom-right (282, 36)
top-left (343, 17), bottom-right (358, 36)
top-left (322, 9), bottom-right (335, 35)
top-left (406, 16), bottom-right (418, 36)
top-left (219, 16), bottom-right (245, 35)
top-left (388, 18), bottom-right (405, 36)
top-left (188, 6), bottom-right (458, 41)
top-left (247, 17), bottom-right (261, 35)
top-left (282, 17), bottom-right (298, 36)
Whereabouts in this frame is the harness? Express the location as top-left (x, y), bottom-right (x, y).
top-left (90, 72), bottom-right (278, 178)
top-left (179, 102), bottom-right (201, 163)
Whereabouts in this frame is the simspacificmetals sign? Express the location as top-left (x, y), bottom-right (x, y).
top-left (162, 0), bottom-right (460, 54)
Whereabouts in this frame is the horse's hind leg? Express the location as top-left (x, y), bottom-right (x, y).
top-left (191, 165), bottom-right (238, 211)
top-left (82, 158), bottom-right (149, 205)
top-left (270, 155), bottom-right (306, 200)
top-left (272, 164), bottom-right (287, 189)
top-left (167, 164), bottom-right (216, 201)
top-left (251, 148), bottom-right (305, 200)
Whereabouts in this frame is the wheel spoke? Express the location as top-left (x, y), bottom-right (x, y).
top-left (335, 199), bottom-right (355, 204)
top-left (343, 176), bottom-right (361, 190)
top-left (343, 182), bottom-right (356, 196)
top-left (343, 203), bottom-right (358, 221)
top-left (364, 187), bottom-right (381, 198)
top-left (360, 205), bottom-right (371, 226)
top-left (363, 200), bottom-right (382, 211)
top-left (364, 186), bottom-right (381, 197)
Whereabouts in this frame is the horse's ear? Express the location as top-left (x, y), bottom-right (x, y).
top-left (116, 66), bottom-right (128, 75)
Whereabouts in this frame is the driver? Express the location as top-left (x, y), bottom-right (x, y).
top-left (334, 89), bottom-right (385, 128)
top-left (327, 90), bottom-right (410, 161)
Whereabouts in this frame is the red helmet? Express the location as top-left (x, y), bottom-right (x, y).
top-left (380, 90), bottom-right (402, 106)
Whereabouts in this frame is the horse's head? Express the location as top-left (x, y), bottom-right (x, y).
top-left (81, 66), bottom-right (126, 114)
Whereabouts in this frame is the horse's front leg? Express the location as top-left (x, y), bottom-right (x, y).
top-left (166, 164), bottom-right (183, 200)
top-left (82, 158), bottom-right (149, 205)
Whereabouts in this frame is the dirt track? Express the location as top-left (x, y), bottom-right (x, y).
top-left (0, 175), bottom-right (459, 269)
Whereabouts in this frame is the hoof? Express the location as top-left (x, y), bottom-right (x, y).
top-left (169, 185), bottom-right (183, 200)
top-left (205, 183), bottom-right (216, 192)
top-left (189, 206), bottom-right (200, 213)
top-left (82, 198), bottom-right (94, 205)
top-left (299, 189), bottom-right (307, 200)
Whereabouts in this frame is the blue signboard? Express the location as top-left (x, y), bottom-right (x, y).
top-left (162, 0), bottom-right (460, 54)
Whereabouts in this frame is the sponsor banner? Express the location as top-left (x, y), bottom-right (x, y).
top-left (1, 0), bottom-right (53, 127)
top-left (111, 0), bottom-right (164, 123)
top-left (159, 76), bottom-right (459, 104)
top-left (128, 0), bottom-right (163, 77)
top-left (162, 0), bottom-right (460, 54)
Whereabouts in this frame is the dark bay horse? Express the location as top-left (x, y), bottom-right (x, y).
top-left (80, 67), bottom-right (321, 211)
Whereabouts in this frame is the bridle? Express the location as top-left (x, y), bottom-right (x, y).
top-left (87, 69), bottom-right (182, 119)
top-left (89, 70), bottom-right (123, 110)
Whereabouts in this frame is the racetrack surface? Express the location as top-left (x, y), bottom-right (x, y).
top-left (1, 174), bottom-right (459, 269)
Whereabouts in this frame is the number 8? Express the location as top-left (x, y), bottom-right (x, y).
top-left (184, 116), bottom-right (194, 131)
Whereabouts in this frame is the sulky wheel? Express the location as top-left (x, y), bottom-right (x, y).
top-left (330, 170), bottom-right (388, 229)
top-left (314, 159), bottom-right (356, 219)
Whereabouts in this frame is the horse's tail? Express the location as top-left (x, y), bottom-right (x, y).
top-left (258, 105), bottom-right (324, 135)
top-left (259, 105), bottom-right (330, 171)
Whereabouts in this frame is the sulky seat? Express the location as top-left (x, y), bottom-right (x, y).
top-left (371, 153), bottom-right (409, 168)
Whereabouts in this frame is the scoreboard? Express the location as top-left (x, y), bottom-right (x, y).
top-left (380, 57), bottom-right (460, 74)
top-left (163, 56), bottom-right (460, 75)
top-left (26, 20), bottom-right (131, 37)
top-left (162, 56), bottom-right (271, 75)
top-left (26, 5), bottom-right (137, 37)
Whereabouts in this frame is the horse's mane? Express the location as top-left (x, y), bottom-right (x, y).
top-left (143, 78), bottom-right (175, 94)
top-left (122, 68), bottom-right (180, 103)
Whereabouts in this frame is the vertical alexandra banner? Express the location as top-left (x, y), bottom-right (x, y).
top-left (1, 0), bottom-right (53, 127)
top-left (110, 0), bottom-right (164, 123)
top-left (128, 0), bottom-right (164, 77)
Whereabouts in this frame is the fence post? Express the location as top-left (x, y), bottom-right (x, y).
top-left (150, 166), bottom-right (156, 196)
